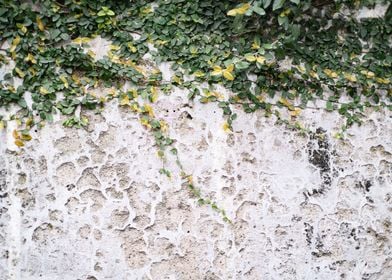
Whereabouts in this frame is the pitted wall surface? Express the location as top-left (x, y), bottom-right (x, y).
top-left (1, 92), bottom-right (391, 279)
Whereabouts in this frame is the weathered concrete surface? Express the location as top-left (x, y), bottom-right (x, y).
top-left (1, 89), bottom-right (391, 279)
top-left (1, 5), bottom-right (392, 277)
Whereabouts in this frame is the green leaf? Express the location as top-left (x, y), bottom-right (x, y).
top-left (263, 0), bottom-right (272, 8)
top-left (273, 0), bottom-right (286, 10)
top-left (253, 6), bottom-right (266, 16)
top-left (290, 0), bottom-right (300, 4)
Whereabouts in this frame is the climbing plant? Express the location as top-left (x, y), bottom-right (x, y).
top-left (0, 0), bottom-right (391, 221)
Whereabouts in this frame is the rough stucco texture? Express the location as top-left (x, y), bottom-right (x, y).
top-left (1, 89), bottom-right (392, 279)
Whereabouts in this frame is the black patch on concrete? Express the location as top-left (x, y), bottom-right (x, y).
top-left (306, 127), bottom-right (333, 197)
top-left (355, 179), bottom-right (372, 193)
top-left (304, 222), bottom-right (314, 245)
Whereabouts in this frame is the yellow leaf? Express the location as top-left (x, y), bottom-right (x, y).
top-left (10, 36), bottom-right (21, 52)
top-left (290, 108), bottom-right (301, 117)
top-left (60, 75), bottom-right (69, 88)
top-left (279, 98), bottom-right (295, 110)
top-left (130, 103), bottom-right (141, 112)
top-left (251, 41), bottom-right (260, 50)
top-left (14, 67), bottom-right (25, 78)
top-left (309, 70), bottom-right (319, 79)
top-left (119, 95), bottom-right (130, 106)
top-left (127, 43), bottom-right (137, 53)
top-left (296, 65), bottom-right (306, 73)
top-left (324, 69), bottom-right (338, 78)
top-left (344, 73), bottom-right (357, 82)
top-left (193, 70), bottom-right (205, 77)
top-left (211, 65), bottom-right (223, 76)
top-left (87, 50), bottom-right (96, 58)
top-left (36, 17), bottom-right (45, 31)
top-left (72, 37), bottom-right (91, 44)
top-left (39, 87), bottom-right (49, 95)
top-left (21, 134), bottom-right (32, 141)
top-left (26, 118), bottom-right (33, 127)
top-left (143, 104), bottom-right (154, 117)
top-left (14, 139), bottom-right (25, 147)
top-left (245, 54), bottom-right (256, 62)
top-left (140, 117), bottom-right (151, 129)
top-left (13, 129), bottom-right (19, 139)
top-left (151, 87), bottom-right (159, 102)
top-left (256, 56), bottom-right (266, 64)
top-left (223, 70), bottom-right (234, 81)
top-left (0, 120), bottom-right (4, 130)
top-left (227, 3), bottom-right (251, 16)
top-left (109, 44), bottom-right (121, 51)
top-left (222, 121), bottom-right (232, 133)
top-left (159, 120), bottom-right (168, 132)
top-left (25, 53), bottom-right (37, 64)
top-left (16, 23), bottom-right (27, 34)
top-left (226, 64), bottom-right (234, 72)
top-left (365, 71), bottom-right (375, 78)
top-left (376, 77), bottom-right (390, 84)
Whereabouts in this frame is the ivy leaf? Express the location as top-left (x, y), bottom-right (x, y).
top-left (36, 17), bottom-right (45, 31)
top-left (227, 3), bottom-right (251, 16)
top-left (273, 0), bottom-right (286, 11)
top-left (263, 0), bottom-right (272, 8)
top-left (223, 70), bottom-right (234, 81)
top-left (253, 6), bottom-right (266, 16)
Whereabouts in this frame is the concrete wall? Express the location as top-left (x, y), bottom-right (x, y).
top-left (1, 6), bottom-right (391, 278)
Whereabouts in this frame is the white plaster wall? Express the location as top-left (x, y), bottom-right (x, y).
top-left (1, 6), bottom-right (392, 277)
top-left (1, 88), bottom-right (391, 279)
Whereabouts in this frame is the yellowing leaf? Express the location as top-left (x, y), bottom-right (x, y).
top-left (16, 23), bottom-right (27, 34)
top-left (324, 69), bottom-right (338, 78)
top-left (87, 50), bottom-right (96, 58)
top-left (227, 3), bottom-right (251, 16)
top-left (296, 65), bottom-right (306, 73)
top-left (159, 120), bottom-right (168, 132)
top-left (256, 56), bottom-right (266, 64)
top-left (376, 77), bottom-right (390, 84)
top-left (251, 41), bottom-right (260, 50)
top-left (73, 37), bottom-right (92, 44)
top-left (344, 73), bottom-right (357, 82)
top-left (211, 65), bottom-right (223, 76)
top-left (26, 118), bottom-right (33, 127)
top-left (222, 121), bottom-right (232, 133)
top-left (14, 139), bottom-right (25, 147)
top-left (360, 70), bottom-right (375, 78)
top-left (60, 75), bottom-right (69, 88)
top-left (279, 98), bottom-right (295, 110)
top-left (245, 54), bottom-right (256, 62)
top-left (290, 108), bottom-right (301, 117)
top-left (309, 70), bottom-right (319, 79)
top-left (36, 17), bottom-right (45, 31)
top-left (193, 70), bottom-right (205, 77)
top-left (127, 42), bottom-right (137, 53)
top-left (21, 134), bottom-right (32, 141)
top-left (130, 103), bottom-right (141, 112)
top-left (119, 95), bottom-right (130, 106)
top-left (151, 87), bottom-right (159, 102)
top-left (12, 129), bottom-right (19, 139)
top-left (140, 117), bottom-right (151, 129)
top-left (0, 121), bottom-right (4, 130)
top-left (10, 36), bottom-right (21, 52)
top-left (223, 70), bottom-right (234, 81)
top-left (14, 67), bottom-right (25, 78)
top-left (39, 87), bottom-right (49, 95)
top-left (25, 53), bottom-right (37, 64)
top-left (226, 64), bottom-right (234, 72)
top-left (143, 104), bottom-right (154, 117)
